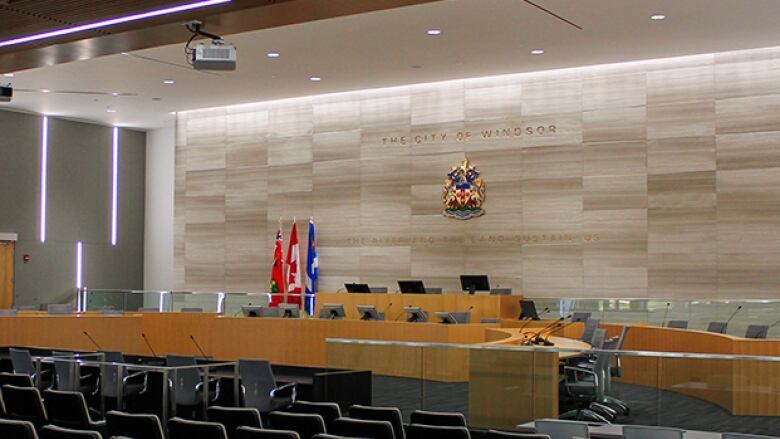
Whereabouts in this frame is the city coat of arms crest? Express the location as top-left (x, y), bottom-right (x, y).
top-left (442, 157), bottom-right (486, 220)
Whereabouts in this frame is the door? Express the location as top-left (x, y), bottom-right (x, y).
top-left (0, 241), bottom-right (14, 309)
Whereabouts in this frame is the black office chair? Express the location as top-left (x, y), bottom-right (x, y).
top-left (105, 410), bottom-right (166, 439)
top-left (707, 321), bottom-right (728, 334)
top-left (745, 325), bottom-right (769, 339)
top-left (571, 312), bottom-right (591, 323)
top-left (287, 401), bottom-right (341, 430)
top-left (330, 417), bottom-right (394, 439)
top-left (98, 351), bottom-right (146, 410)
top-left (407, 424), bottom-right (471, 439)
top-left (268, 411), bottom-right (326, 439)
top-left (667, 320), bottom-right (688, 329)
top-left (39, 425), bottom-right (102, 439)
top-left (580, 319), bottom-right (601, 344)
top-left (0, 372), bottom-right (35, 388)
top-left (42, 389), bottom-right (106, 437)
top-left (2, 384), bottom-right (48, 430)
top-left (51, 352), bottom-right (94, 394)
top-left (167, 354), bottom-right (219, 418)
top-left (0, 418), bottom-right (38, 439)
top-left (349, 404), bottom-right (405, 439)
top-left (9, 348), bottom-right (52, 387)
top-left (237, 427), bottom-right (301, 439)
top-left (409, 410), bottom-right (467, 427)
top-left (169, 417), bottom-right (229, 439)
top-left (208, 406), bottom-right (263, 439)
top-left (239, 359), bottom-right (296, 413)
top-left (485, 431), bottom-right (550, 439)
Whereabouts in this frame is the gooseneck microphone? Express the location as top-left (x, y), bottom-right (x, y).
top-left (190, 335), bottom-right (209, 360)
top-left (769, 319), bottom-right (780, 329)
top-left (723, 305), bottom-right (743, 333)
top-left (543, 319), bottom-right (579, 345)
top-left (661, 302), bottom-right (671, 328)
top-left (83, 331), bottom-right (102, 350)
top-left (524, 316), bottom-right (567, 344)
top-left (518, 307), bottom-right (549, 331)
top-left (141, 333), bottom-right (158, 357)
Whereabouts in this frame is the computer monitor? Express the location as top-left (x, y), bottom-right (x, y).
top-left (279, 304), bottom-right (300, 318)
top-left (435, 311), bottom-right (471, 324)
top-left (519, 300), bottom-right (540, 320)
top-left (460, 275), bottom-right (490, 295)
top-left (319, 303), bottom-right (346, 320)
top-left (345, 283), bottom-right (371, 293)
top-left (404, 306), bottom-right (428, 323)
top-left (241, 305), bottom-right (280, 318)
top-left (398, 280), bottom-right (426, 294)
top-left (357, 305), bottom-right (385, 321)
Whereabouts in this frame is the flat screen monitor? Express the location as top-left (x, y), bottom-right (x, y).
top-left (357, 305), bottom-right (385, 321)
top-left (345, 283), bottom-right (371, 293)
top-left (242, 305), bottom-right (280, 318)
top-left (460, 275), bottom-right (490, 294)
top-left (519, 300), bottom-right (540, 320)
top-left (279, 304), bottom-right (300, 318)
top-left (398, 280), bottom-right (426, 294)
top-left (319, 303), bottom-right (346, 320)
top-left (435, 311), bottom-right (471, 324)
top-left (404, 306), bottom-right (428, 323)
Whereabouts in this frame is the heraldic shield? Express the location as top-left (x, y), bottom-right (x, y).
top-left (442, 157), bottom-right (486, 220)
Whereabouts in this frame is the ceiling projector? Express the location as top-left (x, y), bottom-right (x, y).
top-left (192, 41), bottom-right (237, 71)
top-left (0, 84), bottom-right (11, 102)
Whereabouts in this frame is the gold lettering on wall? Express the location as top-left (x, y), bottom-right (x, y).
top-left (381, 124), bottom-right (557, 146)
top-left (343, 233), bottom-right (599, 246)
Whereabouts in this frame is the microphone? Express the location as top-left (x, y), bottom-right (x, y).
top-left (524, 316), bottom-right (567, 344)
top-left (543, 320), bottom-right (579, 345)
top-left (83, 331), bottom-right (102, 350)
top-left (190, 335), bottom-right (209, 360)
top-left (141, 333), bottom-right (158, 357)
top-left (769, 319), bottom-right (780, 329)
top-left (661, 302), bottom-right (671, 327)
top-left (382, 302), bottom-right (393, 318)
top-left (723, 305), bottom-right (743, 333)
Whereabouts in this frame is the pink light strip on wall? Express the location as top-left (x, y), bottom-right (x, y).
top-left (0, 0), bottom-right (231, 49)
top-left (111, 127), bottom-right (119, 246)
top-left (39, 116), bottom-right (48, 243)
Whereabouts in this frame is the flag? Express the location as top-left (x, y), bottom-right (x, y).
top-left (305, 218), bottom-right (319, 315)
top-left (269, 225), bottom-right (285, 306)
top-left (286, 221), bottom-right (302, 308)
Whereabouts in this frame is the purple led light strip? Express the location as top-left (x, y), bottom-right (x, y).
top-left (0, 0), bottom-right (231, 49)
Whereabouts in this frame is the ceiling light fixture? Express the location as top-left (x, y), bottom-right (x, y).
top-left (650, 14), bottom-right (666, 20)
top-left (531, 49), bottom-right (545, 55)
top-left (309, 77), bottom-right (321, 82)
top-left (107, 109), bottom-right (117, 113)
top-left (266, 52), bottom-right (280, 58)
top-left (0, 0), bottom-right (232, 49)
top-left (163, 79), bottom-right (175, 85)
top-left (41, 89), bottom-right (51, 93)
top-left (3, 73), bottom-right (13, 77)
top-left (426, 29), bottom-right (442, 36)
top-left (111, 92), bottom-right (119, 96)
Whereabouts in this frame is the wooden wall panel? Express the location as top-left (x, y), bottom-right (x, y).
top-left (176, 46), bottom-right (780, 299)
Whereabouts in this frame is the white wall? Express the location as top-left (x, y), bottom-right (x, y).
top-left (144, 127), bottom-right (175, 290)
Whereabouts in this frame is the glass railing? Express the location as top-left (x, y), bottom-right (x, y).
top-left (324, 338), bottom-right (780, 436)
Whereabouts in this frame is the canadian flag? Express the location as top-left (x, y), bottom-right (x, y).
top-left (286, 221), bottom-right (302, 305)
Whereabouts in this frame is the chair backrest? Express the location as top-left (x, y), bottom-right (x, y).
top-left (535, 419), bottom-right (590, 439)
top-left (106, 410), bottom-right (165, 439)
top-left (181, 307), bottom-right (204, 312)
top-left (485, 431), bottom-right (551, 439)
top-left (349, 404), bottom-right (405, 439)
top-left (623, 425), bottom-right (684, 439)
top-left (667, 320), bottom-right (688, 329)
top-left (52, 352), bottom-right (80, 392)
top-left (425, 288), bottom-right (443, 294)
top-left (208, 406), bottom-right (263, 439)
top-left (590, 328), bottom-right (607, 349)
top-left (288, 401), bottom-right (341, 429)
top-left (236, 427), bottom-right (301, 439)
top-left (167, 354), bottom-right (202, 406)
top-left (42, 389), bottom-right (92, 430)
top-left (2, 385), bottom-right (47, 429)
top-left (707, 321), bottom-right (728, 334)
top-left (47, 304), bottom-right (73, 315)
top-left (0, 419), bottom-right (38, 439)
top-left (330, 417), bottom-right (394, 439)
top-left (9, 348), bottom-right (36, 376)
top-left (0, 372), bottom-right (34, 388)
top-left (603, 326), bottom-right (631, 350)
top-left (369, 287), bottom-right (388, 293)
top-left (409, 410), bottom-right (467, 427)
top-left (40, 425), bottom-right (101, 439)
top-left (268, 411), bottom-right (326, 439)
top-left (407, 424), bottom-right (471, 439)
top-left (571, 312), bottom-right (591, 323)
top-left (580, 319), bottom-right (601, 343)
top-left (239, 359), bottom-right (278, 412)
top-left (169, 417), bottom-right (229, 439)
top-left (745, 325), bottom-right (769, 339)
top-left (489, 288), bottom-right (512, 295)
top-left (99, 351), bottom-right (125, 397)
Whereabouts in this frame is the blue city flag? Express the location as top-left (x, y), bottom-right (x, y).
top-left (304, 218), bottom-right (319, 315)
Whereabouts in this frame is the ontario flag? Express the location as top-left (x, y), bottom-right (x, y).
top-left (269, 225), bottom-right (285, 306)
top-left (285, 221), bottom-right (302, 307)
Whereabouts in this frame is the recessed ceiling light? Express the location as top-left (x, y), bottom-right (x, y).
top-left (107, 109), bottom-right (117, 113)
top-left (3, 73), bottom-right (13, 77)
top-left (266, 52), bottom-right (280, 58)
top-left (169, 111), bottom-right (177, 115)
top-left (426, 29), bottom-right (442, 36)
top-left (650, 14), bottom-right (666, 20)
top-left (309, 77), bottom-right (321, 82)
top-left (111, 92), bottom-right (119, 96)
top-left (531, 49), bottom-right (545, 55)
top-left (163, 79), bottom-right (175, 84)
top-left (41, 89), bottom-right (50, 93)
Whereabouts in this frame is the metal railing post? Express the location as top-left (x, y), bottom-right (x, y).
top-left (116, 364), bottom-right (124, 410)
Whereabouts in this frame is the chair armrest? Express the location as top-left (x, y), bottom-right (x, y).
top-left (563, 366), bottom-right (599, 387)
top-left (123, 371), bottom-right (147, 385)
top-left (272, 382), bottom-right (297, 400)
